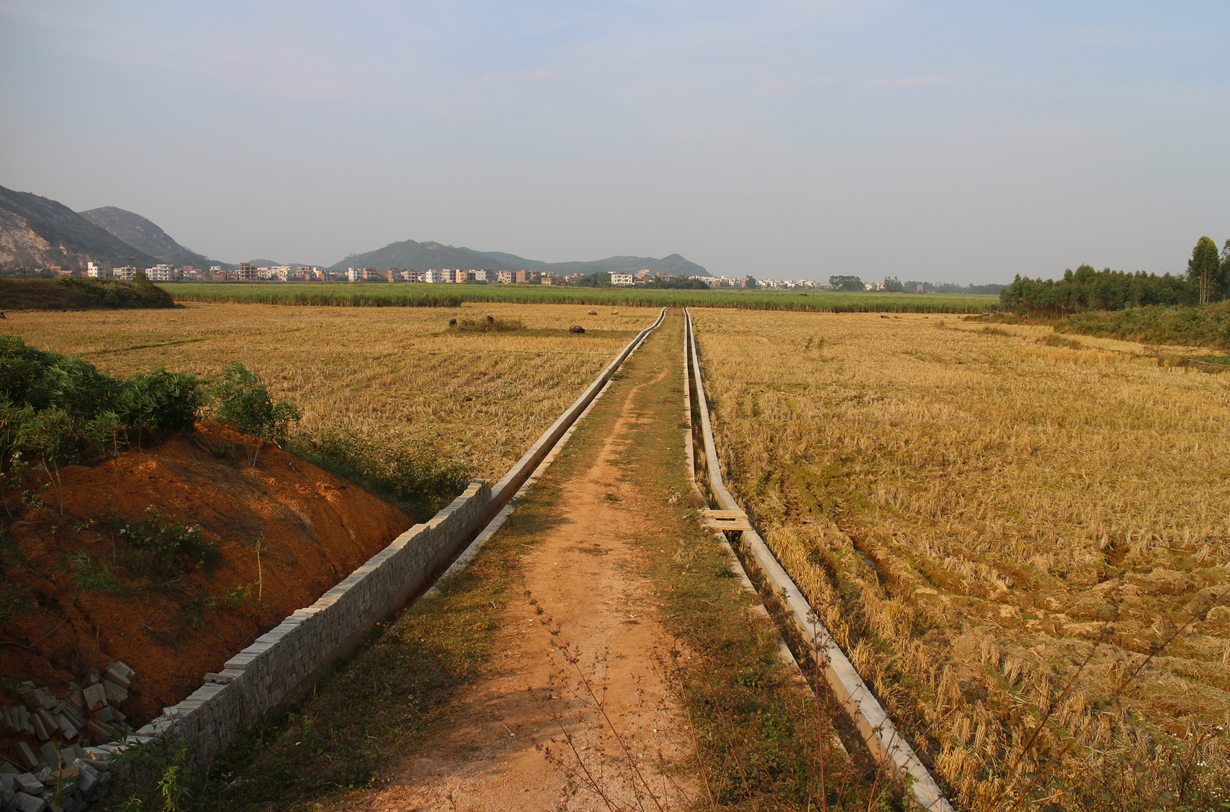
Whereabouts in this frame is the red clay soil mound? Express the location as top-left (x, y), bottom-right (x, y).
top-left (0, 421), bottom-right (412, 740)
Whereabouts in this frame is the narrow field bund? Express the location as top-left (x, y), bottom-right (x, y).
top-left (102, 310), bottom-right (667, 770)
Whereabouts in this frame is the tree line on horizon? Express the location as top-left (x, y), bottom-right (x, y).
top-left (999, 236), bottom-right (1230, 317)
top-left (827, 275), bottom-right (1003, 295)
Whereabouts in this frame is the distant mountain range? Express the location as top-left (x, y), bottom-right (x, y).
top-left (329, 239), bottom-right (710, 277)
top-left (0, 184), bottom-right (709, 277)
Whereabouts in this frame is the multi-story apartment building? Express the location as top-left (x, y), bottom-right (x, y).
top-left (86, 261), bottom-right (104, 278)
top-left (611, 273), bottom-right (635, 286)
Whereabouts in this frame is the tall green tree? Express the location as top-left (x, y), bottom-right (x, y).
top-left (829, 275), bottom-right (864, 292)
top-left (1187, 236), bottom-right (1222, 305)
top-left (1222, 239), bottom-right (1230, 300)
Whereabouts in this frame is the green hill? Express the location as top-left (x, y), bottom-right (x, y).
top-left (328, 240), bottom-right (710, 277)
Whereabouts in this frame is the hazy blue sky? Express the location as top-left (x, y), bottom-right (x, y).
top-left (2, 1), bottom-right (1227, 282)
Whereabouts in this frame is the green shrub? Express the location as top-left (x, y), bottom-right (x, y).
top-left (117, 369), bottom-right (204, 444)
top-left (0, 276), bottom-right (177, 311)
top-left (209, 363), bottom-right (300, 451)
top-left (0, 337), bottom-right (205, 470)
top-left (1056, 301), bottom-right (1230, 349)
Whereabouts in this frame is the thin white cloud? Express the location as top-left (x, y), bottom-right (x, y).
top-left (866, 75), bottom-right (950, 88)
top-left (1048, 27), bottom-right (1203, 52)
top-left (481, 68), bottom-right (555, 84)
top-left (753, 72), bottom-right (839, 96)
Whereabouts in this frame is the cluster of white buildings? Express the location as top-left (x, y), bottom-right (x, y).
top-left (74, 260), bottom-right (875, 291)
top-left (351, 268), bottom-right (538, 284)
top-left (80, 261), bottom-right (333, 282)
top-left (737, 277), bottom-right (828, 290)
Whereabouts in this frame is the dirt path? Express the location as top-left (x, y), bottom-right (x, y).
top-left (368, 319), bottom-right (694, 811)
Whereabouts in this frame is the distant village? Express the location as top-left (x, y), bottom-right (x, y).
top-left (63, 261), bottom-right (879, 290)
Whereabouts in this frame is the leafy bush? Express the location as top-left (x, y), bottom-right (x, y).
top-left (0, 337), bottom-right (205, 470)
top-left (1056, 300), bottom-right (1230, 348)
top-left (208, 363), bottom-right (301, 456)
top-left (117, 369), bottom-right (204, 444)
top-left (0, 339), bottom-right (465, 520)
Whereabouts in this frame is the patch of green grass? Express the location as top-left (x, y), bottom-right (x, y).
top-left (1183, 354), bottom-right (1230, 370)
top-left (290, 425), bottom-right (472, 520)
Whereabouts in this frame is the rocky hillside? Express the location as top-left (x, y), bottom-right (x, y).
top-left (78, 205), bottom-right (218, 269)
top-left (0, 185), bottom-right (154, 270)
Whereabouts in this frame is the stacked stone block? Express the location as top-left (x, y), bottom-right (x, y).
top-left (0, 665), bottom-right (134, 812)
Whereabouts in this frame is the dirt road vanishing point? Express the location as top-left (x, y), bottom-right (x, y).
top-left (369, 310), bottom-right (704, 811)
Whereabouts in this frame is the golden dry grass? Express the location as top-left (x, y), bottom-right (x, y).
top-left (2, 301), bottom-right (656, 481)
top-left (691, 308), bottom-right (1230, 810)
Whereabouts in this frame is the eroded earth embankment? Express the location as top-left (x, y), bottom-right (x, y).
top-left (1, 420), bottom-right (410, 729)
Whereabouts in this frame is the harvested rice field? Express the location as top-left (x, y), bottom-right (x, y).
top-left (3, 301), bottom-right (658, 480)
top-left (690, 308), bottom-right (1230, 810)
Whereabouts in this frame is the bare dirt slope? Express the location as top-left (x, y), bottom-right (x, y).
top-left (369, 332), bottom-right (695, 811)
top-left (1, 421), bottom-right (411, 730)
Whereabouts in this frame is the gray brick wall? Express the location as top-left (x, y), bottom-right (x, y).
top-left (135, 481), bottom-right (493, 768)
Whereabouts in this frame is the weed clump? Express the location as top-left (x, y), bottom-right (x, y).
top-left (449, 315), bottom-right (523, 333)
top-left (103, 507), bottom-right (219, 583)
top-left (1036, 333), bottom-right (1083, 350)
